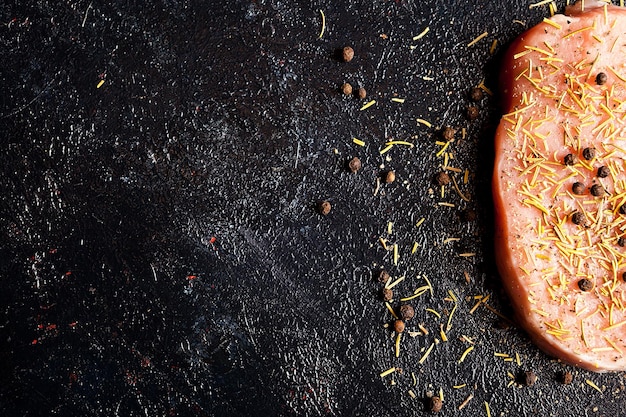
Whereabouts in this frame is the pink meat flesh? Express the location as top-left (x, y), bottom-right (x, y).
top-left (494, 0), bottom-right (626, 372)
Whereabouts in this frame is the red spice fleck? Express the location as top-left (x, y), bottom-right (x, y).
top-left (187, 275), bottom-right (197, 281)
top-left (65, 271), bottom-right (72, 276)
top-left (46, 324), bottom-right (57, 330)
top-left (31, 339), bottom-right (38, 345)
top-left (209, 236), bottom-right (216, 244)
top-left (68, 322), bottom-right (77, 328)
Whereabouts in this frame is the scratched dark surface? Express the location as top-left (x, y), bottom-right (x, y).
top-left (0, 0), bottom-right (624, 416)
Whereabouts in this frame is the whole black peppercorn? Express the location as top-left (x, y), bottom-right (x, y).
top-left (393, 319), bottom-right (405, 333)
top-left (572, 182), bottom-right (586, 195)
top-left (619, 205), bottom-right (626, 215)
top-left (377, 270), bottom-right (391, 283)
top-left (356, 87), bottom-right (367, 99)
top-left (622, 272), bottom-right (626, 282)
top-left (381, 288), bottom-right (393, 301)
top-left (399, 304), bottom-right (415, 320)
top-left (597, 165), bottom-right (610, 178)
top-left (466, 106), bottom-right (479, 120)
top-left (383, 170), bottom-right (395, 183)
top-left (435, 171), bottom-right (451, 186)
top-left (571, 211), bottom-right (586, 226)
top-left (618, 237), bottom-right (626, 247)
top-left (429, 396), bottom-right (443, 413)
top-left (469, 87), bottom-right (484, 102)
top-left (317, 200), bottom-right (331, 215)
top-left (441, 126), bottom-right (456, 142)
top-left (578, 278), bottom-right (593, 292)
top-left (341, 82), bottom-right (353, 95)
top-left (522, 371), bottom-right (537, 386)
top-left (564, 153), bottom-right (576, 166)
top-left (596, 72), bottom-right (608, 85)
top-left (342, 46), bottom-right (354, 62)
top-left (582, 147), bottom-right (596, 160)
top-left (590, 184), bottom-right (605, 197)
top-left (561, 371), bottom-right (574, 385)
top-left (347, 156), bottom-right (361, 173)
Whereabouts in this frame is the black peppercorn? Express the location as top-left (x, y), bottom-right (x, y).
top-left (618, 237), bottom-right (626, 247)
top-left (571, 211), bottom-right (586, 226)
top-left (572, 182), bottom-right (586, 195)
top-left (317, 200), bottom-right (331, 215)
top-left (590, 184), bottom-right (605, 197)
top-left (342, 46), bottom-right (354, 62)
top-left (347, 156), bottom-right (361, 173)
top-left (582, 147), bottom-right (596, 160)
top-left (578, 278), bottom-right (593, 292)
top-left (399, 304), bottom-right (415, 320)
top-left (598, 165), bottom-right (610, 178)
top-left (429, 396), bottom-right (442, 413)
top-left (619, 205), bottom-right (626, 215)
top-left (466, 106), bottom-right (479, 120)
top-left (564, 153), bottom-right (576, 166)
top-left (356, 87), bottom-right (366, 99)
top-left (377, 270), bottom-right (390, 283)
top-left (596, 72), bottom-right (608, 85)
top-left (469, 87), bottom-right (484, 102)
top-left (381, 288), bottom-right (393, 301)
top-left (522, 371), bottom-right (537, 386)
top-left (622, 272), bottom-right (626, 282)
top-left (561, 371), bottom-right (573, 385)
top-left (383, 170), bottom-right (395, 183)
top-left (341, 82), bottom-right (353, 95)
top-left (393, 319), bottom-right (405, 333)
top-left (435, 171), bottom-right (451, 186)
top-left (441, 126), bottom-right (456, 142)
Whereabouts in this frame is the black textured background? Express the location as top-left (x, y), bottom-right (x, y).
top-left (1, 0), bottom-right (624, 416)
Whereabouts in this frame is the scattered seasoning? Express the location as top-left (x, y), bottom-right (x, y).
top-left (383, 170), bottom-right (396, 183)
top-left (561, 371), bottom-right (574, 385)
top-left (408, 389), bottom-right (417, 399)
top-left (435, 171), bottom-right (451, 186)
top-left (484, 401), bottom-right (491, 417)
top-left (618, 237), bottom-right (626, 247)
top-left (413, 27), bottom-right (429, 40)
top-left (341, 83), bottom-right (353, 95)
top-left (467, 31), bottom-right (488, 47)
top-left (585, 379), bottom-right (603, 393)
top-left (318, 10), bottom-right (325, 39)
top-left (572, 182), bottom-right (586, 195)
top-left (96, 79), bottom-right (105, 89)
top-left (582, 147), bottom-right (596, 160)
top-left (522, 371), bottom-right (537, 386)
top-left (458, 393), bottom-right (474, 410)
top-left (578, 278), bottom-right (593, 292)
top-left (317, 200), bottom-right (331, 215)
top-left (564, 153), bottom-right (576, 166)
top-left (458, 346), bottom-right (474, 363)
top-left (595, 72), bottom-right (608, 85)
top-left (469, 87), bottom-right (484, 102)
top-left (356, 87), bottom-right (367, 99)
top-left (380, 367), bottom-right (396, 378)
top-left (359, 100), bottom-right (375, 110)
top-left (394, 320), bottom-right (405, 333)
top-left (377, 270), bottom-right (391, 283)
top-left (416, 118), bottom-right (432, 127)
top-left (399, 304), bottom-right (415, 320)
top-left (381, 288), bottom-right (393, 301)
top-left (619, 205), bottom-right (626, 215)
top-left (429, 396), bottom-right (443, 413)
top-left (590, 184), bottom-right (604, 197)
top-left (353, 137), bottom-right (366, 146)
top-left (466, 106), bottom-right (479, 120)
top-left (571, 211), bottom-right (586, 226)
top-left (441, 126), bottom-right (456, 142)
top-left (597, 165), bottom-right (610, 178)
top-left (348, 156), bottom-right (361, 173)
top-left (342, 46), bottom-right (354, 62)
top-left (391, 97), bottom-right (405, 103)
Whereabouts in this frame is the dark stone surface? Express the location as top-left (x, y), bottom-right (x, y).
top-left (0, 1), bottom-right (623, 416)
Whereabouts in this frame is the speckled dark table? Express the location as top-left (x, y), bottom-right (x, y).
top-left (1, 1), bottom-right (624, 416)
